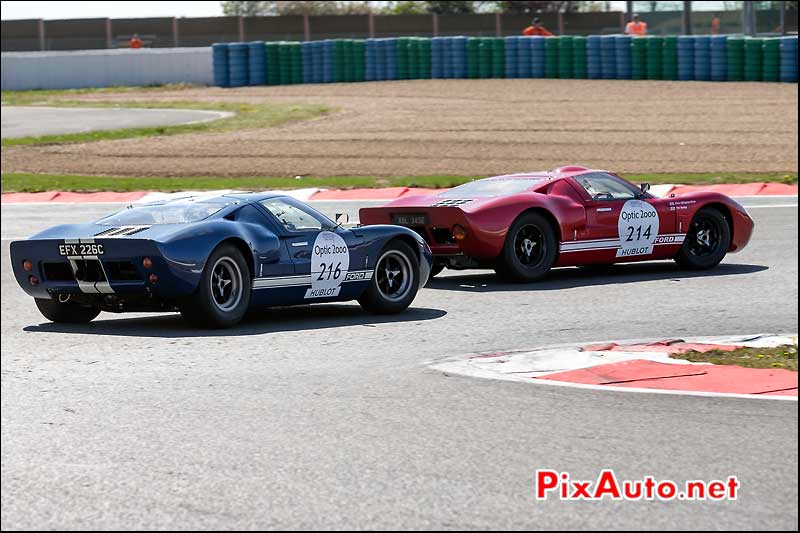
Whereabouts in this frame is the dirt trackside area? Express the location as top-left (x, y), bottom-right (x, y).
top-left (2, 79), bottom-right (797, 177)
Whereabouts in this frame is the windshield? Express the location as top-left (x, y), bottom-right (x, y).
top-left (96, 201), bottom-right (226, 226)
top-left (438, 178), bottom-right (543, 198)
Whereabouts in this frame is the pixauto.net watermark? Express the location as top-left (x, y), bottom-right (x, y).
top-left (535, 470), bottom-right (739, 501)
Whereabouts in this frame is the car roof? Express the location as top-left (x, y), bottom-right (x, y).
top-left (223, 191), bottom-right (299, 202)
top-left (487, 166), bottom-right (607, 180)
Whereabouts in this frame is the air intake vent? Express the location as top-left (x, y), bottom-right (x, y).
top-left (431, 199), bottom-right (472, 208)
top-left (95, 225), bottom-right (151, 237)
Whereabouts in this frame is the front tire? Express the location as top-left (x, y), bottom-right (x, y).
top-left (358, 240), bottom-right (420, 314)
top-left (495, 212), bottom-right (558, 282)
top-left (179, 244), bottom-right (251, 328)
top-left (35, 297), bottom-right (100, 323)
top-left (675, 207), bottom-right (731, 270)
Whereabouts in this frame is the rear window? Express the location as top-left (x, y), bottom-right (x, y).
top-left (96, 202), bottom-right (225, 226)
top-left (438, 178), bottom-right (542, 198)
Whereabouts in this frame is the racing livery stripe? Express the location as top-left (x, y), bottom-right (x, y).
top-left (252, 270), bottom-right (373, 290)
top-left (64, 238), bottom-right (115, 294)
top-left (559, 234), bottom-right (686, 253)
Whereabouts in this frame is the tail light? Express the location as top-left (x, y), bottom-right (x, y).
top-left (29, 275), bottom-right (40, 286)
top-left (23, 260), bottom-right (33, 271)
top-left (452, 225), bottom-right (467, 241)
top-left (142, 257), bottom-right (153, 269)
top-left (148, 274), bottom-right (159, 284)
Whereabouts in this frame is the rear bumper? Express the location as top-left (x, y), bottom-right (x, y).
top-left (360, 206), bottom-right (504, 261)
top-left (9, 238), bottom-right (201, 301)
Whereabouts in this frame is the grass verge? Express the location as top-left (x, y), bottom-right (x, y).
top-left (0, 172), bottom-right (797, 193)
top-left (2, 99), bottom-right (331, 147)
top-left (671, 344), bottom-right (797, 371)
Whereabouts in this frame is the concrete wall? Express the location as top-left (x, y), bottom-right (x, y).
top-left (1, 47), bottom-right (213, 90)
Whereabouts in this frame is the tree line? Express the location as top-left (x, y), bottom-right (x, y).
top-left (221, 1), bottom-right (608, 17)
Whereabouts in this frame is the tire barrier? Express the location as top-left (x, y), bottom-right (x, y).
top-left (694, 35), bottom-right (711, 81)
top-left (517, 36), bottom-right (532, 78)
top-left (212, 43), bottom-right (229, 88)
top-left (745, 37), bottom-right (765, 82)
top-left (248, 41), bottom-right (267, 86)
top-left (780, 36), bottom-right (799, 83)
top-left (210, 37), bottom-right (800, 88)
top-left (544, 35), bottom-right (558, 78)
top-left (586, 35), bottom-right (601, 79)
top-left (531, 36), bottom-right (546, 78)
top-left (505, 36), bottom-right (519, 79)
top-left (615, 35), bottom-right (632, 80)
top-left (302, 41), bottom-right (313, 84)
top-left (710, 35), bottom-right (727, 82)
top-left (677, 35), bottom-right (694, 80)
top-left (630, 36), bottom-right (647, 80)
top-left (572, 36), bottom-right (587, 79)
top-left (727, 36), bottom-right (745, 81)
top-left (646, 36), bottom-right (663, 80)
top-left (661, 36), bottom-right (678, 81)
top-left (558, 36), bottom-right (574, 79)
top-left (600, 35), bottom-right (616, 79)
top-left (227, 42), bottom-right (249, 87)
top-left (762, 37), bottom-right (780, 83)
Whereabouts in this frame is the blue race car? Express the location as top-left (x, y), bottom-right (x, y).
top-left (10, 193), bottom-right (433, 328)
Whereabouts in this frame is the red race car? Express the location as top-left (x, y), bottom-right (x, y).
top-left (359, 166), bottom-right (754, 282)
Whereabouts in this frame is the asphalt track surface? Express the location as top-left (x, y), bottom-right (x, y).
top-left (1, 198), bottom-right (797, 530)
top-left (0, 107), bottom-right (231, 138)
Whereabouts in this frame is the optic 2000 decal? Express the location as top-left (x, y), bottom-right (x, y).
top-left (307, 231), bottom-right (350, 299)
top-left (617, 200), bottom-right (660, 257)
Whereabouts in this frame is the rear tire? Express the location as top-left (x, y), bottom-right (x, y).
top-left (358, 240), bottom-right (420, 314)
top-left (495, 212), bottom-right (558, 283)
top-left (675, 207), bottom-right (731, 270)
top-left (35, 297), bottom-right (100, 323)
top-left (179, 244), bottom-right (251, 328)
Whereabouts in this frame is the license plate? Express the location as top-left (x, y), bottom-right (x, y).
top-left (392, 213), bottom-right (428, 226)
top-left (58, 243), bottom-right (105, 257)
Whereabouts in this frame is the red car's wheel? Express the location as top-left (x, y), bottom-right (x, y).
top-left (675, 207), bottom-right (731, 270)
top-left (495, 212), bottom-right (558, 283)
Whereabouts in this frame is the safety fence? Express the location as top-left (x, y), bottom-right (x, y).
top-left (213, 35), bottom-right (799, 87)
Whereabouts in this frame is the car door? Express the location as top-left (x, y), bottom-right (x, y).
top-left (570, 173), bottom-right (676, 262)
top-left (256, 197), bottom-right (365, 303)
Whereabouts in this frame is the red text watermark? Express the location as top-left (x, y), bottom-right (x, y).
top-left (535, 470), bottom-right (739, 501)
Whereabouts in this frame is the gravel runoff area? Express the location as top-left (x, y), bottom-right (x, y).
top-left (2, 79), bottom-right (797, 178)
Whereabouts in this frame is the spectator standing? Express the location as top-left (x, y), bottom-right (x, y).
top-left (711, 14), bottom-right (721, 35)
top-left (129, 33), bottom-right (143, 49)
top-left (523, 17), bottom-right (554, 37)
top-left (625, 14), bottom-right (648, 36)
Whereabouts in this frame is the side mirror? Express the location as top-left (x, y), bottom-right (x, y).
top-left (640, 183), bottom-right (651, 195)
top-left (335, 213), bottom-right (349, 226)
